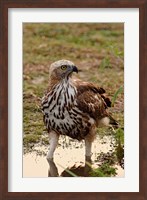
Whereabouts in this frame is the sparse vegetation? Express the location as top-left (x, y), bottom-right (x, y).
top-left (90, 163), bottom-right (117, 177)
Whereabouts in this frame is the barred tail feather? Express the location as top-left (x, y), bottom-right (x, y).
top-left (109, 116), bottom-right (119, 127)
top-left (99, 116), bottom-right (119, 127)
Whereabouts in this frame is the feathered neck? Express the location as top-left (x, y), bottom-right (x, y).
top-left (48, 75), bottom-right (72, 91)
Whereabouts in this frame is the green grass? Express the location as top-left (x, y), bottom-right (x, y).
top-left (23, 23), bottom-right (124, 65)
top-left (90, 163), bottom-right (117, 177)
top-left (23, 23), bottom-right (124, 164)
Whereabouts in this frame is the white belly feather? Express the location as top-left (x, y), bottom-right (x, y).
top-left (42, 80), bottom-right (95, 140)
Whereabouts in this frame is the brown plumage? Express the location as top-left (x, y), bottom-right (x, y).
top-left (42, 60), bottom-right (118, 161)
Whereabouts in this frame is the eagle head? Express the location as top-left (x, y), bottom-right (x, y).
top-left (49, 60), bottom-right (78, 80)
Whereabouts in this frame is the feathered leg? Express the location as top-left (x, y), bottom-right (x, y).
top-left (84, 138), bottom-right (92, 176)
top-left (85, 129), bottom-right (96, 161)
top-left (84, 130), bottom-right (96, 176)
top-left (85, 138), bottom-right (92, 161)
top-left (46, 131), bottom-right (59, 161)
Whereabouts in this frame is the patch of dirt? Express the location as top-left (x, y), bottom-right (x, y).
top-left (23, 135), bottom-right (124, 177)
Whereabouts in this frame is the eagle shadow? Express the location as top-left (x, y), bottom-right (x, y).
top-left (47, 158), bottom-right (92, 177)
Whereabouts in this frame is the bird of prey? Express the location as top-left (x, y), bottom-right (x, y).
top-left (42, 60), bottom-right (118, 161)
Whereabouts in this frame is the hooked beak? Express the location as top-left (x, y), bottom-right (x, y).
top-left (72, 65), bottom-right (78, 73)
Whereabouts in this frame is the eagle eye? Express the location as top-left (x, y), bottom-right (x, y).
top-left (61, 65), bottom-right (67, 70)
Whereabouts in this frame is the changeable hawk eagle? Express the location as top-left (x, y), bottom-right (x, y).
top-left (42, 60), bottom-right (118, 161)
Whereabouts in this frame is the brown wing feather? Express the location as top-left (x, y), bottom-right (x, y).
top-left (73, 79), bottom-right (111, 120)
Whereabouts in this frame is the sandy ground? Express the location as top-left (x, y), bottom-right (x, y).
top-left (23, 135), bottom-right (124, 177)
